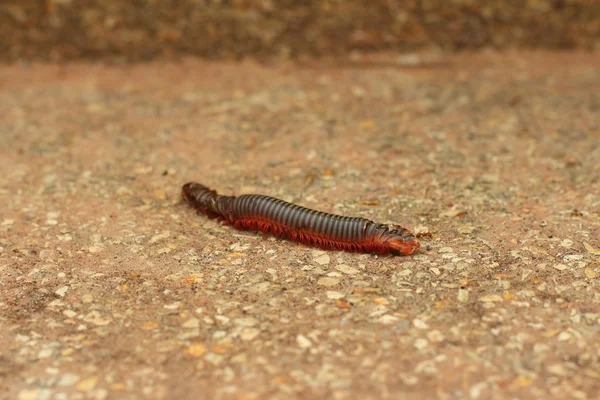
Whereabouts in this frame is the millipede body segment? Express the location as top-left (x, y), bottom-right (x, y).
top-left (181, 182), bottom-right (420, 255)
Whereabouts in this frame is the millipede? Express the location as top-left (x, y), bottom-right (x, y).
top-left (181, 182), bottom-right (420, 255)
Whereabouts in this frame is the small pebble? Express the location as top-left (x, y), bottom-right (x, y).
top-left (240, 328), bottom-right (260, 341)
top-left (457, 289), bottom-right (469, 303)
top-left (318, 277), bottom-right (340, 287)
top-left (182, 318), bottom-right (200, 329)
top-left (413, 319), bottom-right (429, 330)
top-left (55, 286), bottom-right (69, 297)
top-left (314, 254), bottom-right (331, 265)
top-left (58, 373), bottom-right (81, 387)
top-left (326, 291), bottom-right (344, 299)
top-left (413, 338), bottom-right (428, 350)
top-left (334, 264), bottom-right (359, 275)
top-left (296, 334), bottom-right (312, 348)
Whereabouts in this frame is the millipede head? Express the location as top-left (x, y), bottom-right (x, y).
top-left (382, 225), bottom-right (420, 255)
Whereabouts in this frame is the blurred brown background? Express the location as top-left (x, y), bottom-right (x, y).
top-left (1, 0), bottom-right (599, 62)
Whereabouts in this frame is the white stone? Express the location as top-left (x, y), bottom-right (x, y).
top-left (334, 264), bottom-right (359, 275)
top-left (182, 318), bottom-right (200, 329)
top-left (413, 338), bottom-right (428, 350)
top-left (317, 277), bottom-right (339, 287)
top-left (314, 254), bottom-right (331, 265)
top-left (296, 334), bottom-right (312, 348)
top-left (240, 328), bottom-right (260, 341)
top-left (57, 373), bottom-right (80, 386)
top-left (413, 318), bottom-right (429, 330)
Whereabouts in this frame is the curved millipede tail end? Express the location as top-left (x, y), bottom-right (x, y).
top-left (181, 181), bottom-right (224, 220)
top-left (181, 182), bottom-right (192, 200)
top-left (181, 182), bottom-right (198, 208)
top-left (181, 182), bottom-right (211, 205)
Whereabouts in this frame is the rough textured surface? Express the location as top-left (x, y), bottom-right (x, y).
top-left (1, 51), bottom-right (600, 399)
top-left (1, 0), bottom-right (599, 62)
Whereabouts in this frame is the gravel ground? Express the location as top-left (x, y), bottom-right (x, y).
top-left (1, 51), bottom-right (599, 400)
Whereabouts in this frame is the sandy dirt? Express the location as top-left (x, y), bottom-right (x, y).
top-left (1, 51), bottom-right (599, 400)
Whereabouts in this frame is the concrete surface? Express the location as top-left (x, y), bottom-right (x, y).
top-left (1, 51), bottom-right (599, 399)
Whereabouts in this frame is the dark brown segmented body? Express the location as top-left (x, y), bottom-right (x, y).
top-left (236, 195), bottom-right (371, 240)
top-left (181, 182), bottom-right (419, 255)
